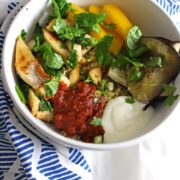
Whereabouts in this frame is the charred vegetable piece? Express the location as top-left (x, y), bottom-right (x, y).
top-left (128, 37), bottom-right (180, 103)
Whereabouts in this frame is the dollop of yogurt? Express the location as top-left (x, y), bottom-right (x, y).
top-left (102, 96), bottom-right (154, 143)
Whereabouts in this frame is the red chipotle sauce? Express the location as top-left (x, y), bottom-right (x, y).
top-left (51, 82), bottom-right (106, 142)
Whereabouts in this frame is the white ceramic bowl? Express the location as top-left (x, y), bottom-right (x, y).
top-left (2, 0), bottom-right (180, 150)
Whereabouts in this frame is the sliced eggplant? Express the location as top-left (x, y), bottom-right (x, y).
top-left (128, 37), bottom-right (180, 103)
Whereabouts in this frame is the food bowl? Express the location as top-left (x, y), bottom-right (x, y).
top-left (2, 0), bottom-right (180, 150)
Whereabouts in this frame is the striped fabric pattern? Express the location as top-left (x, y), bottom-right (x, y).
top-left (156, 0), bottom-right (180, 15)
top-left (7, 2), bottom-right (19, 14)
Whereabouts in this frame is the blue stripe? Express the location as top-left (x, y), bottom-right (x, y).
top-left (38, 154), bottom-right (58, 164)
top-left (37, 159), bottom-right (59, 170)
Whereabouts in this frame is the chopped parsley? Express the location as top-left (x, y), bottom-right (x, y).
top-left (53, 18), bottom-right (85, 40)
top-left (126, 26), bottom-right (143, 51)
top-left (128, 66), bottom-right (143, 82)
top-left (75, 12), bottom-right (106, 33)
top-left (125, 96), bottom-right (135, 104)
top-left (90, 117), bottom-right (102, 126)
top-left (84, 74), bottom-right (93, 84)
top-left (21, 29), bottom-right (27, 40)
top-left (95, 35), bottom-right (114, 66)
top-left (67, 49), bottom-right (78, 69)
top-left (100, 79), bottom-right (107, 96)
top-left (52, 0), bottom-right (71, 18)
top-left (147, 56), bottom-right (163, 68)
top-left (39, 43), bottom-right (64, 70)
top-left (39, 99), bottom-right (53, 112)
top-left (44, 78), bottom-right (59, 96)
top-left (102, 22), bottom-right (116, 30)
top-left (162, 84), bottom-right (179, 107)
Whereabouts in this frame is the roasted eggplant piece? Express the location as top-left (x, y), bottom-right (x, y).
top-left (128, 37), bottom-right (180, 103)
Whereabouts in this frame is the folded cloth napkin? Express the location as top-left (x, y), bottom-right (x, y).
top-left (0, 0), bottom-right (180, 180)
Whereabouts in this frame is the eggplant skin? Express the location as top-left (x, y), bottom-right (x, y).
top-left (128, 37), bottom-right (180, 103)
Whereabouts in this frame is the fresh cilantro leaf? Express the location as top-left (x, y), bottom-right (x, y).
top-left (21, 29), bottom-right (27, 40)
top-left (95, 35), bottom-right (114, 66)
top-left (101, 79), bottom-right (107, 96)
top-left (147, 56), bottom-right (162, 68)
top-left (42, 64), bottom-right (63, 77)
top-left (67, 49), bottom-right (78, 69)
top-left (163, 95), bottom-right (179, 107)
top-left (125, 97), bottom-right (135, 104)
top-left (75, 36), bottom-right (98, 47)
top-left (112, 54), bottom-right (143, 70)
top-left (39, 43), bottom-right (64, 70)
top-left (44, 78), bottom-right (59, 96)
top-left (39, 99), bottom-right (53, 112)
top-left (53, 18), bottom-right (85, 40)
top-left (102, 22), bottom-right (116, 30)
top-left (127, 26), bottom-right (143, 50)
top-left (52, 0), bottom-right (71, 18)
top-left (32, 24), bottom-right (44, 52)
top-left (60, 44), bottom-right (67, 49)
top-left (15, 85), bottom-right (27, 104)
top-left (128, 67), bottom-right (143, 82)
top-left (111, 54), bottom-right (130, 69)
top-left (90, 117), bottom-right (102, 126)
top-left (75, 12), bottom-right (106, 33)
top-left (162, 84), bottom-right (176, 95)
top-left (162, 84), bottom-right (179, 107)
top-left (130, 61), bottom-right (144, 68)
top-left (84, 74), bottom-right (93, 84)
top-left (45, 52), bottom-right (64, 69)
top-left (133, 44), bottom-right (149, 58)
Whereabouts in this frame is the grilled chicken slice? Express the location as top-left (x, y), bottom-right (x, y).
top-left (15, 36), bottom-right (48, 89)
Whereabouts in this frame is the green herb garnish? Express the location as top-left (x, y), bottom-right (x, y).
top-left (67, 49), bottom-right (78, 69)
top-left (15, 85), bottom-right (27, 104)
top-left (21, 29), bottom-right (27, 40)
top-left (53, 18), bottom-right (85, 40)
top-left (101, 79), bottom-right (107, 96)
top-left (128, 67), bottom-right (143, 82)
top-left (52, 0), bottom-right (71, 18)
top-left (147, 56), bottom-right (163, 68)
top-left (126, 25), bottom-right (143, 51)
top-left (95, 35), bottom-right (114, 66)
top-left (44, 78), bottom-right (59, 96)
top-left (40, 43), bottom-right (64, 70)
top-left (125, 97), bottom-right (135, 104)
top-left (39, 99), bottom-right (53, 112)
top-left (162, 84), bottom-right (179, 107)
top-left (102, 22), bottom-right (116, 30)
top-left (75, 12), bottom-right (106, 33)
top-left (90, 117), bottom-right (102, 126)
top-left (84, 74), bottom-right (93, 84)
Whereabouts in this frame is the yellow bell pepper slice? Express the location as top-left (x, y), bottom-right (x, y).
top-left (102, 3), bottom-right (133, 40)
top-left (88, 5), bottom-right (101, 14)
top-left (108, 31), bottom-right (123, 56)
top-left (67, 3), bottom-right (86, 22)
top-left (89, 5), bottom-right (123, 55)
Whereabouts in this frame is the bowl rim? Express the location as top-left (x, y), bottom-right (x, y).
top-left (2, 0), bottom-right (180, 150)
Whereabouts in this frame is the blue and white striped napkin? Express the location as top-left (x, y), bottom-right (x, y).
top-left (0, 0), bottom-right (180, 180)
